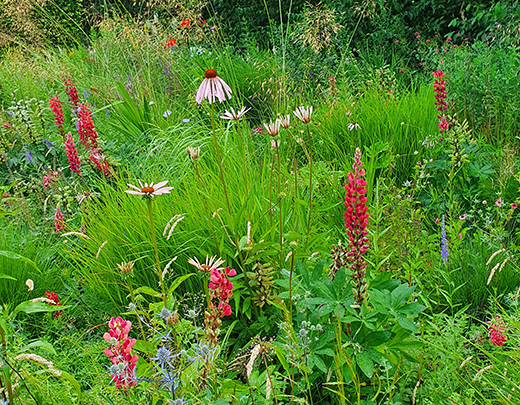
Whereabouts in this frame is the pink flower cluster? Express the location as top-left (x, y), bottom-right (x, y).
top-left (488, 316), bottom-right (506, 346)
top-left (344, 148), bottom-right (369, 305)
top-left (103, 317), bottom-right (138, 389)
top-left (209, 266), bottom-right (236, 316)
top-left (64, 132), bottom-right (82, 175)
top-left (54, 206), bottom-right (66, 232)
top-left (78, 103), bottom-right (98, 150)
top-left (62, 75), bottom-right (79, 108)
top-left (49, 95), bottom-right (65, 138)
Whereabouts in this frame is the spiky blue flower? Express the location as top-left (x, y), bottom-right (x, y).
top-left (441, 215), bottom-right (449, 264)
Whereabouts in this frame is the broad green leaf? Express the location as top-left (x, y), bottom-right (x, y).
top-left (21, 340), bottom-right (57, 356)
top-left (0, 251), bottom-right (41, 273)
top-left (167, 273), bottom-right (194, 295)
top-left (316, 348), bottom-right (335, 357)
top-left (395, 314), bottom-right (417, 333)
top-left (356, 351), bottom-right (374, 378)
top-left (133, 286), bottom-right (161, 297)
top-left (310, 354), bottom-right (328, 373)
top-left (14, 301), bottom-right (70, 315)
top-left (363, 331), bottom-right (392, 347)
top-left (398, 303), bottom-right (426, 316)
top-left (391, 283), bottom-right (415, 308)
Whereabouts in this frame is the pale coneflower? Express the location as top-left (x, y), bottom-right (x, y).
top-left (270, 139), bottom-right (280, 149)
top-left (347, 122), bottom-right (361, 131)
top-left (188, 255), bottom-right (225, 272)
top-left (186, 146), bottom-right (200, 160)
top-left (279, 114), bottom-right (291, 129)
top-left (196, 69), bottom-right (232, 104)
top-left (220, 106), bottom-right (250, 121)
top-left (125, 180), bottom-right (174, 198)
top-left (263, 119), bottom-right (281, 136)
top-left (293, 106), bottom-right (313, 124)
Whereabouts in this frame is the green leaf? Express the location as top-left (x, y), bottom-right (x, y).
top-left (0, 251), bottom-right (41, 273)
top-left (133, 286), bottom-right (162, 298)
top-left (310, 354), bottom-right (327, 373)
top-left (167, 273), bottom-right (194, 295)
top-left (316, 348), bottom-right (335, 357)
top-left (398, 303), bottom-right (426, 316)
top-left (395, 314), bottom-right (417, 333)
top-left (58, 371), bottom-right (82, 399)
top-left (356, 351), bottom-right (374, 378)
top-left (0, 273), bottom-right (16, 280)
top-left (14, 301), bottom-right (70, 315)
top-left (20, 340), bottom-right (57, 356)
top-left (363, 331), bottom-right (392, 347)
top-left (391, 283), bottom-right (415, 308)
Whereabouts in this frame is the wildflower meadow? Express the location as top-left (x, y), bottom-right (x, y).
top-left (0, 1), bottom-right (520, 404)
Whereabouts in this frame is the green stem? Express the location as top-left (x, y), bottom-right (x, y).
top-left (304, 124), bottom-right (313, 250)
top-left (0, 325), bottom-right (13, 404)
top-left (146, 198), bottom-right (167, 307)
top-left (277, 147), bottom-right (283, 266)
top-left (236, 122), bottom-right (249, 196)
top-left (210, 102), bottom-right (231, 215)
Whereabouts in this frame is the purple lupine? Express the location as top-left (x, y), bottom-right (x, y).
top-left (441, 215), bottom-right (449, 264)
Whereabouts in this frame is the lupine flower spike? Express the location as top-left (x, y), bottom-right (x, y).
top-left (64, 133), bottom-right (82, 175)
top-left (440, 215), bottom-right (449, 264)
top-left (54, 205), bottom-right (66, 232)
top-left (488, 316), bottom-right (506, 346)
top-left (196, 69), bottom-right (232, 104)
top-left (205, 266), bottom-right (236, 344)
top-left (49, 95), bottom-right (65, 139)
top-left (77, 103), bottom-right (98, 150)
top-left (433, 70), bottom-right (449, 133)
top-left (344, 148), bottom-right (369, 305)
top-left (62, 75), bottom-right (79, 109)
top-left (103, 317), bottom-right (138, 389)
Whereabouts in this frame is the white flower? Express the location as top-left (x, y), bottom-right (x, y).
top-left (125, 180), bottom-right (174, 197)
top-left (347, 122), bottom-right (360, 131)
top-left (293, 106), bottom-right (313, 124)
top-left (271, 139), bottom-right (280, 149)
top-left (220, 106), bottom-right (250, 120)
top-left (196, 69), bottom-right (232, 104)
top-left (279, 115), bottom-right (291, 129)
top-left (186, 146), bottom-right (200, 160)
top-left (25, 279), bottom-right (34, 291)
top-left (263, 119), bottom-right (281, 136)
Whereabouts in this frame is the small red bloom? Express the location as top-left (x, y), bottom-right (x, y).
top-left (180, 18), bottom-right (190, 27)
top-left (45, 290), bottom-right (63, 318)
top-left (165, 38), bottom-right (177, 47)
top-left (49, 95), bottom-right (65, 138)
top-left (488, 316), bottom-right (506, 346)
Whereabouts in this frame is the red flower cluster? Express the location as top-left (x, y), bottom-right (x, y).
top-left (488, 316), bottom-right (506, 346)
top-left (45, 290), bottom-right (63, 318)
top-left (209, 266), bottom-right (236, 316)
top-left (433, 70), bottom-right (449, 133)
top-left (78, 103), bottom-right (98, 150)
top-left (165, 38), bottom-right (177, 47)
top-left (49, 95), bottom-right (65, 138)
top-left (180, 18), bottom-right (190, 27)
top-left (344, 148), bottom-right (369, 305)
top-left (433, 70), bottom-right (448, 112)
top-left (62, 75), bottom-right (79, 109)
top-left (103, 317), bottom-right (138, 389)
top-left (64, 132), bottom-right (81, 175)
top-left (54, 206), bottom-right (66, 232)
top-left (43, 169), bottom-right (61, 189)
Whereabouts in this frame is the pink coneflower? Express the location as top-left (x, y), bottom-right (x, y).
top-left (496, 199), bottom-right (503, 207)
top-left (125, 180), bottom-right (173, 198)
top-left (54, 206), bottom-right (66, 232)
top-left (49, 95), bottom-right (65, 138)
top-left (482, 200), bottom-right (487, 205)
top-left (511, 203), bottom-right (517, 209)
top-left (459, 214), bottom-right (467, 220)
top-left (196, 69), bottom-right (232, 104)
top-left (293, 106), bottom-right (313, 124)
top-left (220, 106), bottom-right (250, 120)
top-left (64, 132), bottom-right (82, 175)
top-left (78, 103), bottom-right (98, 150)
